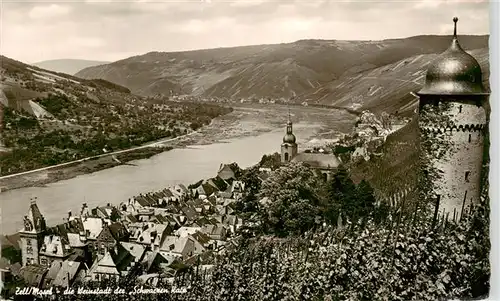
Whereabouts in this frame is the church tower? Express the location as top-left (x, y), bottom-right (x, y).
top-left (19, 199), bottom-right (47, 266)
top-left (417, 17), bottom-right (488, 220)
top-left (281, 108), bottom-right (298, 163)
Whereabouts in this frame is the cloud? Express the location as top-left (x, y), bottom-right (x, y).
top-left (0, 0), bottom-right (490, 63)
top-left (28, 4), bottom-right (71, 20)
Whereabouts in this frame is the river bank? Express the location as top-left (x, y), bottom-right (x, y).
top-left (1, 104), bottom-right (357, 192)
top-left (0, 146), bottom-right (173, 192)
top-left (0, 104), bottom-right (357, 234)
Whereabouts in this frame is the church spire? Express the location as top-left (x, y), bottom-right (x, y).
top-left (286, 103), bottom-right (293, 134)
top-left (287, 103), bottom-right (291, 123)
top-left (453, 16), bottom-right (458, 37)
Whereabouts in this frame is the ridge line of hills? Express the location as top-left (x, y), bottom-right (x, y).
top-left (73, 34), bottom-right (489, 114)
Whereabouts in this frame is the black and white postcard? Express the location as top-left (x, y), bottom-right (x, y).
top-left (0, 1), bottom-right (495, 300)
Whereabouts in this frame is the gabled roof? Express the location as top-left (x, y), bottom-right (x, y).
top-left (120, 242), bottom-right (146, 262)
top-left (40, 235), bottom-right (72, 258)
top-left (163, 189), bottom-right (174, 198)
top-left (20, 264), bottom-right (48, 287)
top-left (1, 233), bottom-right (21, 250)
top-left (82, 217), bottom-right (106, 240)
top-left (180, 207), bottom-right (197, 220)
top-left (67, 233), bottom-right (87, 248)
top-left (160, 236), bottom-right (192, 255)
top-left (45, 261), bottom-right (62, 282)
top-left (175, 184), bottom-right (189, 193)
top-left (111, 244), bottom-right (135, 272)
top-left (108, 222), bottom-right (128, 240)
top-left (92, 252), bottom-right (120, 275)
top-left (53, 260), bottom-right (82, 287)
top-left (151, 214), bottom-right (168, 224)
top-left (217, 164), bottom-right (235, 180)
top-left (21, 201), bottom-right (46, 233)
top-left (133, 223), bottom-right (168, 245)
top-left (126, 215), bottom-right (138, 223)
top-left (175, 227), bottom-right (201, 238)
top-left (191, 232), bottom-right (211, 245)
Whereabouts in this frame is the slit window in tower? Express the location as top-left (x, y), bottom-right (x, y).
top-left (468, 134), bottom-right (472, 143)
top-left (459, 105), bottom-right (463, 113)
top-left (284, 153), bottom-right (289, 162)
top-left (465, 171), bottom-right (470, 182)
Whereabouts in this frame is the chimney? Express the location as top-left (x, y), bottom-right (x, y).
top-left (68, 210), bottom-right (72, 219)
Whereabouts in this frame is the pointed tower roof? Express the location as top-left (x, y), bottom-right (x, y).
top-left (283, 104), bottom-right (296, 144)
top-left (21, 199), bottom-right (46, 234)
top-left (418, 17), bottom-right (487, 96)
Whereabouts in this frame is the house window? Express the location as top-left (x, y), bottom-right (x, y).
top-left (468, 134), bottom-right (472, 143)
top-left (40, 258), bottom-right (47, 266)
top-left (284, 153), bottom-right (289, 161)
top-left (27, 246), bottom-right (33, 255)
top-left (465, 171), bottom-right (470, 182)
top-left (169, 244), bottom-right (175, 250)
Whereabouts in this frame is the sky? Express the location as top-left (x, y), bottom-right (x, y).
top-left (0, 0), bottom-right (490, 63)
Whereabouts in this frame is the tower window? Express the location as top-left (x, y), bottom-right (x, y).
top-left (465, 171), bottom-right (470, 182)
top-left (284, 153), bottom-right (289, 162)
top-left (459, 105), bottom-right (463, 113)
top-left (468, 134), bottom-right (472, 143)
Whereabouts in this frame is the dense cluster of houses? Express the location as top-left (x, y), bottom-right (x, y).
top-left (0, 163), bottom-right (246, 290)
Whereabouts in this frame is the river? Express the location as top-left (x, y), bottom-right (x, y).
top-left (1, 103), bottom-right (356, 235)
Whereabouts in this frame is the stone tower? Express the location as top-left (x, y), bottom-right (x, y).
top-left (417, 17), bottom-right (488, 220)
top-left (281, 108), bottom-right (298, 163)
top-left (19, 199), bottom-right (47, 266)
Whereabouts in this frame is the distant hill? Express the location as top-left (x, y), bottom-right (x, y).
top-left (75, 35), bottom-right (489, 114)
top-left (32, 59), bottom-right (110, 76)
top-left (1, 55), bottom-right (132, 117)
top-left (301, 47), bottom-right (489, 115)
top-left (0, 55), bottom-right (232, 176)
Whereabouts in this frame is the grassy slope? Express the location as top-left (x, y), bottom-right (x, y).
top-left (32, 59), bottom-right (110, 76)
top-left (75, 35), bottom-right (489, 114)
top-left (0, 55), bottom-right (232, 175)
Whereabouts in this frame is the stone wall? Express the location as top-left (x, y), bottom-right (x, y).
top-left (419, 99), bottom-right (486, 220)
top-left (350, 114), bottom-right (419, 209)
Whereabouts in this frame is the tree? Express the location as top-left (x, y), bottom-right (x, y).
top-left (236, 166), bottom-right (262, 215)
top-left (326, 167), bottom-right (377, 224)
top-left (326, 165), bottom-right (357, 223)
top-left (259, 163), bottom-right (323, 236)
top-left (259, 153), bottom-right (281, 170)
top-left (355, 180), bottom-right (376, 219)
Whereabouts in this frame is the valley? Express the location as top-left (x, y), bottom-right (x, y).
top-left (0, 103), bottom-right (357, 192)
top-left (75, 35), bottom-right (489, 115)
